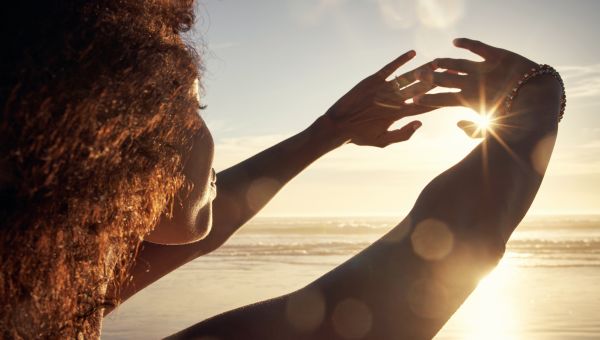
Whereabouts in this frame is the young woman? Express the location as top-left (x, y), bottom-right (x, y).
top-left (1, 1), bottom-right (564, 338)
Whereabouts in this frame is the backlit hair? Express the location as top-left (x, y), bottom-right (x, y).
top-left (0, 1), bottom-right (202, 337)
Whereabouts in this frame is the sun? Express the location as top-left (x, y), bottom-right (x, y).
top-left (474, 112), bottom-right (494, 131)
top-left (458, 111), bottom-right (498, 139)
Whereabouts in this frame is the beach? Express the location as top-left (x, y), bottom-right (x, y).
top-left (103, 215), bottom-right (600, 339)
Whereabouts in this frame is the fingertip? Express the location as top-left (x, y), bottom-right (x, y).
top-left (453, 38), bottom-right (467, 46)
top-left (408, 50), bottom-right (416, 58)
top-left (413, 121), bottom-right (422, 130)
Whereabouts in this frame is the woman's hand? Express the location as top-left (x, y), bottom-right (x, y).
top-left (414, 38), bottom-right (562, 139)
top-left (415, 38), bottom-right (560, 138)
top-left (323, 50), bottom-right (437, 148)
top-left (414, 38), bottom-right (538, 112)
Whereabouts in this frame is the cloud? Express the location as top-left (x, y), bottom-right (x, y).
top-left (559, 64), bottom-right (600, 98)
top-left (214, 134), bottom-right (288, 170)
top-left (292, 0), bottom-right (464, 30)
top-left (547, 140), bottom-right (600, 175)
top-left (377, 0), bottom-right (464, 30)
top-left (376, 0), bottom-right (417, 29)
top-left (414, 0), bottom-right (465, 29)
top-left (579, 140), bottom-right (600, 149)
top-left (212, 129), bottom-right (600, 181)
top-left (213, 131), bottom-right (479, 174)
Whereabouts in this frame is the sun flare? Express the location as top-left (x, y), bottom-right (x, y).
top-left (475, 113), bottom-right (494, 131)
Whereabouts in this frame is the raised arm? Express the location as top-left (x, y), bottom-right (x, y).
top-left (167, 39), bottom-right (563, 339)
top-left (105, 51), bottom-right (436, 311)
top-left (178, 52), bottom-right (435, 255)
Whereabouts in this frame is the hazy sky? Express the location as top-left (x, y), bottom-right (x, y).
top-left (191, 0), bottom-right (600, 216)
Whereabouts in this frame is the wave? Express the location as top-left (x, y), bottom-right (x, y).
top-left (207, 238), bottom-right (600, 266)
top-left (210, 217), bottom-right (600, 267)
top-left (215, 240), bottom-right (370, 257)
top-left (508, 238), bottom-right (600, 253)
top-left (239, 216), bottom-right (600, 235)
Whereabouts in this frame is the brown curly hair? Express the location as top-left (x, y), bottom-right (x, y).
top-left (0, 1), bottom-right (202, 337)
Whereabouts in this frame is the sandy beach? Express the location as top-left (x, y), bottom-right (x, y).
top-left (103, 215), bottom-right (600, 339)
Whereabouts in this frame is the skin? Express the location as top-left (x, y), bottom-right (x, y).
top-left (144, 122), bottom-right (217, 244)
top-left (106, 39), bottom-right (562, 339)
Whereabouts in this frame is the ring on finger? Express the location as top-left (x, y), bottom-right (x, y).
top-left (394, 76), bottom-right (405, 90)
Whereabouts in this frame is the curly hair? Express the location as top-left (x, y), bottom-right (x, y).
top-left (0, 1), bottom-right (202, 337)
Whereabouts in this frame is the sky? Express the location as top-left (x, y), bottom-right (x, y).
top-left (189, 0), bottom-right (600, 217)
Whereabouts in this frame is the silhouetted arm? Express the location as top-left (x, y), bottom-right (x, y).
top-left (167, 40), bottom-right (562, 339)
top-left (104, 53), bottom-right (435, 312)
top-left (105, 118), bottom-right (346, 312)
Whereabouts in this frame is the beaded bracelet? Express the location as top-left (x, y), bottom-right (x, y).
top-left (504, 64), bottom-right (567, 123)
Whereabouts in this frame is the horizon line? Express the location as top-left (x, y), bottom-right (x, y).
top-left (253, 212), bottom-right (600, 219)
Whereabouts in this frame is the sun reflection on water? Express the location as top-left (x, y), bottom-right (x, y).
top-left (439, 258), bottom-right (521, 340)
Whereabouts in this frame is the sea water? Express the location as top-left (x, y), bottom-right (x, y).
top-left (103, 215), bottom-right (600, 339)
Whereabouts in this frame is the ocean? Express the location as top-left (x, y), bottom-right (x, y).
top-left (103, 215), bottom-right (600, 339)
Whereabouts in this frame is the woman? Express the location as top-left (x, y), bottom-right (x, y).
top-left (1, 1), bottom-right (564, 339)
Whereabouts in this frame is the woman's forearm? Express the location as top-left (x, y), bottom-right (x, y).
top-left (205, 116), bottom-right (347, 253)
top-left (104, 117), bottom-right (346, 313)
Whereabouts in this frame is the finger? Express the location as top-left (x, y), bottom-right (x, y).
top-left (399, 104), bottom-right (437, 117)
top-left (375, 81), bottom-right (436, 106)
top-left (429, 71), bottom-right (468, 89)
top-left (414, 92), bottom-right (463, 107)
top-left (351, 103), bottom-right (434, 125)
top-left (375, 50), bottom-right (416, 79)
top-left (453, 38), bottom-right (498, 60)
top-left (457, 120), bottom-right (484, 138)
top-left (434, 58), bottom-right (481, 74)
top-left (397, 81), bottom-right (437, 100)
top-left (416, 69), bottom-right (466, 88)
top-left (348, 105), bottom-right (396, 123)
top-left (378, 121), bottom-right (422, 146)
top-left (389, 61), bottom-right (437, 88)
top-left (385, 104), bottom-right (437, 119)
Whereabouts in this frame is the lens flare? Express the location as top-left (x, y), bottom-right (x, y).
top-left (476, 114), bottom-right (492, 130)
